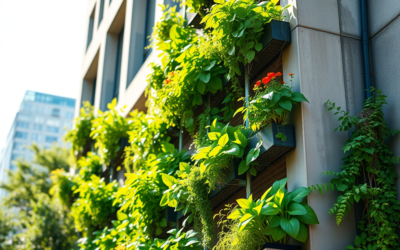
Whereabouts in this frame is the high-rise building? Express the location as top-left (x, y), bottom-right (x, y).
top-left (0, 91), bottom-right (75, 199)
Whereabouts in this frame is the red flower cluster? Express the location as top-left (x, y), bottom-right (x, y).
top-left (165, 79), bottom-right (171, 84)
top-left (254, 72), bottom-right (284, 89)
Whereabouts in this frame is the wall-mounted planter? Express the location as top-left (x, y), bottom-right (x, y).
top-left (162, 207), bottom-right (177, 224)
top-left (246, 123), bottom-right (295, 172)
top-left (262, 243), bottom-right (301, 250)
top-left (209, 160), bottom-right (246, 208)
top-left (249, 20), bottom-right (291, 78)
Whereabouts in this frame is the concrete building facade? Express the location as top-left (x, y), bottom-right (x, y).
top-left (0, 91), bottom-right (75, 199)
top-left (76, 1), bottom-right (400, 249)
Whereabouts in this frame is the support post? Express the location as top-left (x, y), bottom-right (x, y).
top-left (245, 65), bottom-right (251, 199)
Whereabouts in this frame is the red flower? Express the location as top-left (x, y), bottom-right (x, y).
top-left (255, 80), bottom-right (261, 86)
top-left (276, 72), bottom-right (282, 76)
top-left (289, 73), bottom-right (294, 76)
top-left (262, 77), bottom-right (271, 84)
top-left (165, 79), bottom-right (171, 84)
top-left (267, 72), bottom-right (276, 78)
top-left (280, 81), bottom-right (285, 84)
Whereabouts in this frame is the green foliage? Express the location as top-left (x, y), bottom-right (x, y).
top-left (193, 119), bottom-right (258, 177)
top-left (310, 89), bottom-right (400, 249)
top-left (71, 175), bottom-right (119, 234)
top-left (77, 152), bottom-right (102, 181)
top-left (0, 144), bottom-right (77, 250)
top-left (64, 102), bottom-right (94, 159)
top-left (201, 0), bottom-right (289, 79)
top-left (50, 169), bottom-right (78, 207)
top-left (215, 178), bottom-right (318, 249)
top-left (91, 99), bottom-right (133, 164)
top-left (124, 111), bottom-right (170, 172)
top-left (150, 4), bottom-right (185, 43)
top-left (237, 73), bottom-right (308, 131)
top-left (0, 209), bottom-right (17, 249)
top-left (176, 0), bottom-right (209, 14)
top-left (149, 228), bottom-right (203, 249)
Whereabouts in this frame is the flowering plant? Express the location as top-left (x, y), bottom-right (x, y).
top-left (236, 72), bottom-right (308, 132)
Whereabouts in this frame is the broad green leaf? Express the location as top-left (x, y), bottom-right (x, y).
top-left (274, 189), bottom-right (285, 206)
top-left (162, 174), bottom-right (177, 188)
top-left (185, 240), bottom-right (200, 246)
top-left (247, 51), bottom-right (255, 63)
top-left (159, 218), bottom-right (167, 227)
top-left (246, 148), bottom-right (260, 165)
top-left (235, 7), bottom-right (247, 18)
top-left (228, 46), bottom-right (236, 56)
top-left (117, 211), bottom-right (128, 221)
top-left (293, 223), bottom-right (309, 243)
top-left (261, 187), bottom-right (272, 201)
top-left (295, 203), bottom-right (319, 225)
top-left (218, 134), bottom-right (229, 147)
top-left (197, 81), bottom-right (206, 94)
top-left (255, 43), bottom-right (263, 52)
top-left (269, 216), bottom-right (281, 228)
top-left (223, 144), bottom-right (240, 155)
top-left (249, 166), bottom-right (257, 176)
top-left (208, 132), bottom-right (221, 141)
top-left (205, 60), bottom-right (217, 71)
top-left (200, 72), bottom-right (211, 83)
top-left (209, 146), bottom-right (223, 157)
top-left (271, 227), bottom-right (287, 241)
top-left (237, 198), bottom-right (252, 209)
top-left (291, 92), bottom-right (309, 102)
top-left (261, 202), bottom-right (280, 215)
top-left (238, 160), bottom-right (249, 175)
top-left (279, 99), bottom-right (293, 111)
top-left (233, 129), bottom-right (248, 147)
top-left (289, 187), bottom-right (311, 203)
top-left (280, 218), bottom-right (300, 238)
top-left (227, 209), bottom-right (242, 220)
top-left (269, 178), bottom-right (288, 197)
top-left (160, 194), bottom-right (169, 206)
top-left (288, 203), bottom-right (307, 215)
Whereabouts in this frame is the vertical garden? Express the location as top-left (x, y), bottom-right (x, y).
top-left (51, 1), bottom-right (400, 250)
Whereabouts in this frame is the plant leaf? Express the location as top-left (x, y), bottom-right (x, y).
top-left (280, 218), bottom-right (300, 238)
top-left (238, 160), bottom-right (249, 175)
top-left (288, 203), bottom-right (307, 215)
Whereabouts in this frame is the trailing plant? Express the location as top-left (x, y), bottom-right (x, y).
top-left (90, 98), bottom-right (133, 164)
top-left (236, 73), bottom-right (308, 132)
top-left (201, 0), bottom-right (289, 80)
top-left (150, 5), bottom-right (185, 43)
top-left (64, 102), bottom-right (94, 159)
top-left (71, 175), bottom-right (119, 234)
top-left (161, 164), bottom-right (215, 248)
top-left (309, 89), bottom-right (400, 249)
top-left (50, 169), bottom-right (78, 208)
top-left (177, 0), bottom-right (210, 15)
top-left (149, 228), bottom-right (203, 250)
top-left (215, 178), bottom-right (319, 250)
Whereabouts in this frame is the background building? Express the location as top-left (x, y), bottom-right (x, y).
top-left (75, 1), bottom-right (400, 249)
top-left (0, 91), bottom-right (75, 199)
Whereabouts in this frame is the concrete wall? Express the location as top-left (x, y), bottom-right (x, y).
top-left (368, 1), bottom-right (400, 199)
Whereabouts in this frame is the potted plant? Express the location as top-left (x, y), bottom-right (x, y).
top-left (235, 73), bottom-right (307, 171)
top-left (214, 178), bottom-right (319, 250)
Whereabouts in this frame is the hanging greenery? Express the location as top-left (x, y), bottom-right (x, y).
top-left (310, 89), bottom-right (400, 249)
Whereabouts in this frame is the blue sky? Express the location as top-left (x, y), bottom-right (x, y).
top-left (0, 0), bottom-right (88, 149)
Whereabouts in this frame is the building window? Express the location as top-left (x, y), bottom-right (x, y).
top-left (143, 0), bottom-right (156, 61)
top-left (87, 6), bottom-right (96, 50)
top-left (33, 124), bottom-right (43, 131)
top-left (45, 136), bottom-right (58, 143)
top-left (16, 121), bottom-right (29, 129)
top-left (91, 78), bottom-right (97, 106)
top-left (11, 154), bottom-right (22, 161)
top-left (13, 142), bottom-right (26, 151)
top-left (99, 0), bottom-right (105, 26)
top-left (113, 27), bottom-right (124, 101)
top-left (14, 131), bottom-right (28, 140)
top-left (46, 126), bottom-right (59, 133)
top-left (10, 164), bottom-right (17, 171)
top-left (51, 108), bottom-right (60, 117)
top-left (47, 119), bottom-right (60, 127)
top-left (31, 133), bottom-right (41, 142)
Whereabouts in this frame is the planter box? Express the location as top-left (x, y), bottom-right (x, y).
top-left (163, 207), bottom-right (178, 223)
top-left (250, 20), bottom-right (291, 78)
top-left (209, 160), bottom-right (246, 208)
top-left (246, 123), bottom-right (295, 172)
top-left (262, 243), bottom-right (301, 250)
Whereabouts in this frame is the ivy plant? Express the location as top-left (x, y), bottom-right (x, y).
top-left (310, 89), bottom-right (400, 250)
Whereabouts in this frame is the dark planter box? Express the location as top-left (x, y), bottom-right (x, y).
top-left (209, 160), bottom-right (246, 208)
top-left (250, 20), bottom-right (291, 78)
top-left (262, 243), bottom-right (301, 250)
top-left (246, 123), bottom-right (295, 172)
top-left (163, 207), bottom-right (177, 223)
